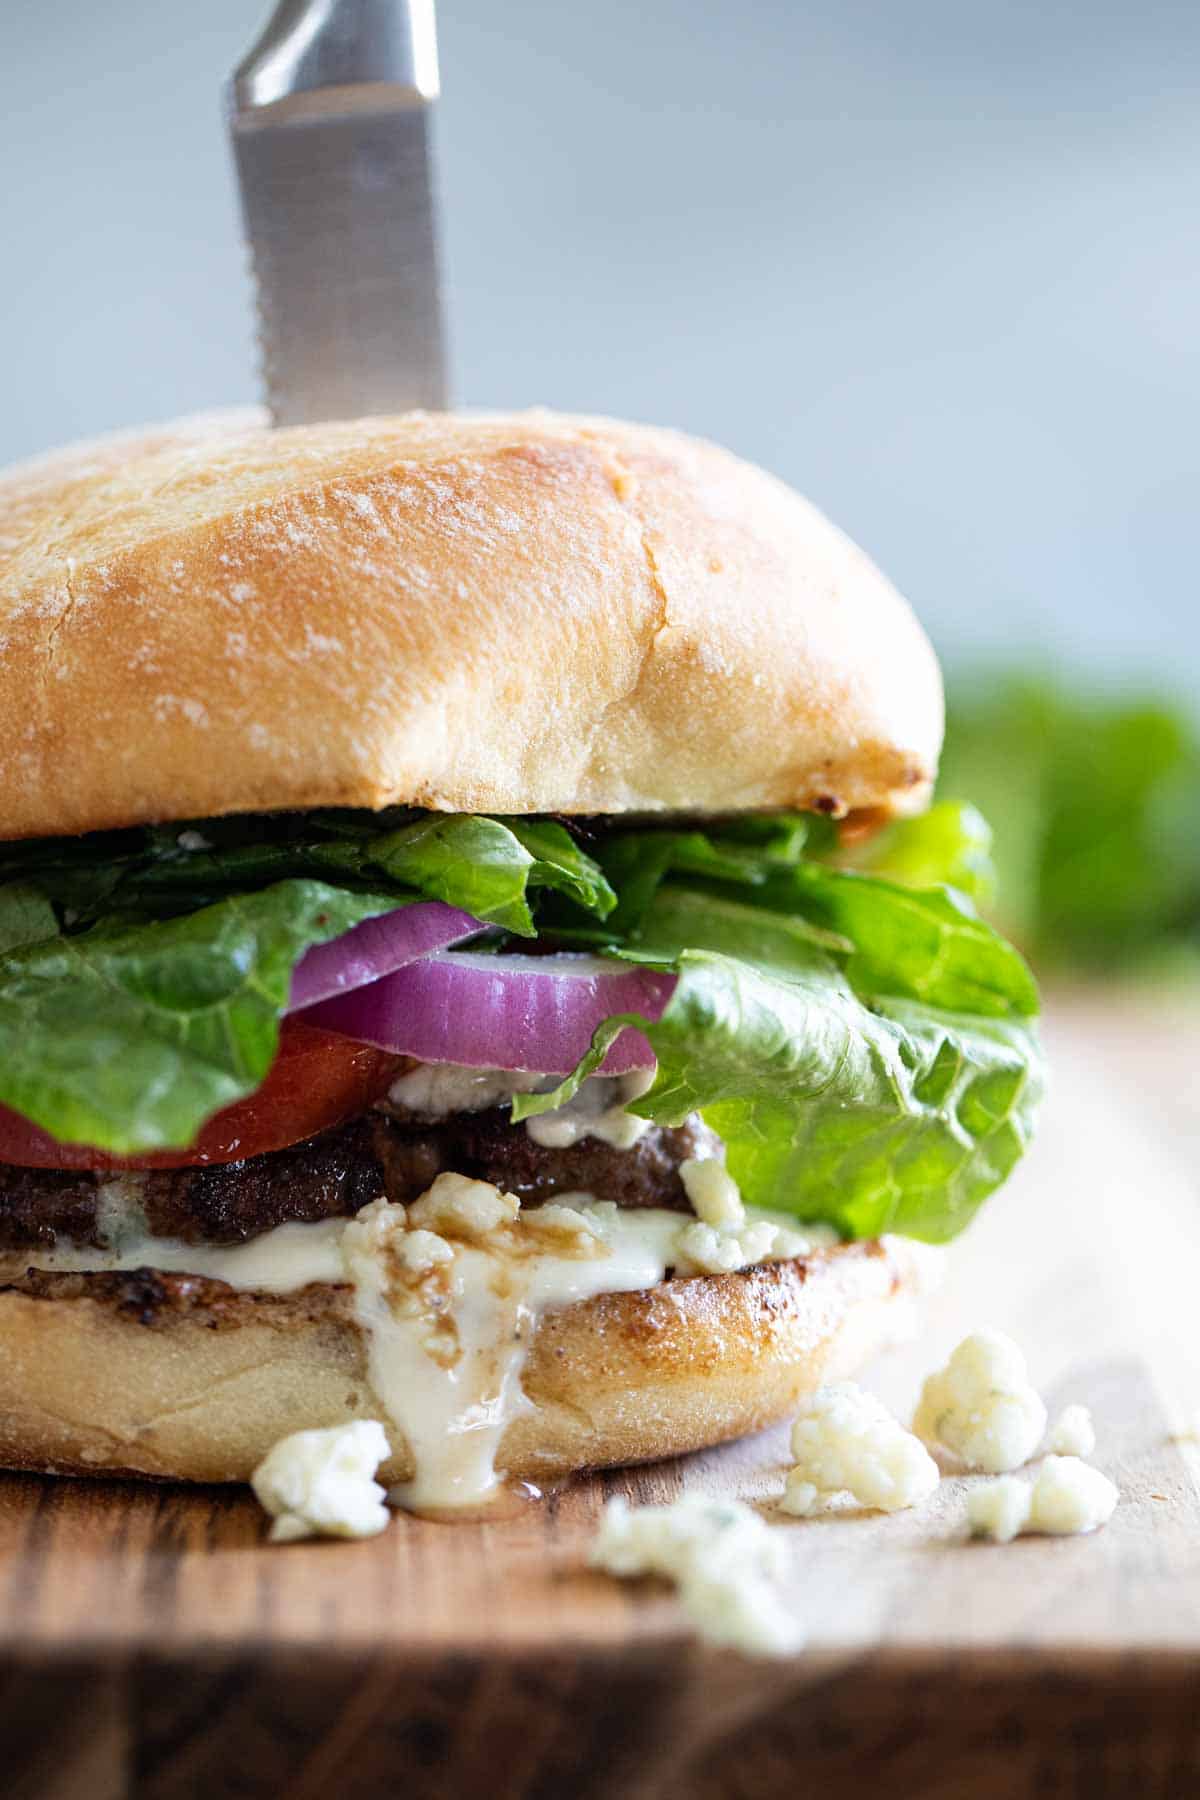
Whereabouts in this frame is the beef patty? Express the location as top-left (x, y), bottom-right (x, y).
top-left (0, 1107), bottom-right (720, 1254)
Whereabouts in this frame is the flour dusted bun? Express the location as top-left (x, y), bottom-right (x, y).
top-left (0, 1240), bottom-right (928, 1485)
top-left (0, 410), bottom-right (941, 842)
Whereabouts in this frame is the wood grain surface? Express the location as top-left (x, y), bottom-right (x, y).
top-left (1, 995), bottom-right (1198, 1799)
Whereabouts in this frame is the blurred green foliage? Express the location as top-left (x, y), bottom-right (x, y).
top-left (936, 674), bottom-right (1200, 976)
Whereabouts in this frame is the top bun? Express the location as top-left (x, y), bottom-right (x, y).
top-left (0, 409), bottom-right (942, 841)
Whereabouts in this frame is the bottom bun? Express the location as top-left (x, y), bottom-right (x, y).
top-left (0, 1238), bottom-right (934, 1486)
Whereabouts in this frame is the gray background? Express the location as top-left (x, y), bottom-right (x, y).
top-left (5, 0), bottom-right (1198, 687)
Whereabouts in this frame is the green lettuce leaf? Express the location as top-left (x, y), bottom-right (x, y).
top-left (775, 866), bottom-right (1038, 1018)
top-left (596, 812), bottom-right (819, 937)
top-left (831, 799), bottom-right (996, 905)
top-left (0, 885), bottom-right (61, 956)
top-left (0, 811), bottom-right (616, 1150)
top-left (0, 881), bottom-right (398, 1154)
top-left (514, 871), bottom-right (1042, 1242)
top-left (0, 811), bottom-right (615, 941)
top-left (496, 818), bottom-right (617, 920)
top-left (514, 950), bottom-right (1040, 1244)
top-left (359, 814), bottom-right (606, 935)
top-left (0, 803), bottom-right (1043, 1241)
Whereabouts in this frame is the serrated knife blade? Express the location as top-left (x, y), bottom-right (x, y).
top-left (227, 0), bottom-right (447, 425)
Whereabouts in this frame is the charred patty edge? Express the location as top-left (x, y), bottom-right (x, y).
top-left (0, 1107), bottom-right (720, 1256)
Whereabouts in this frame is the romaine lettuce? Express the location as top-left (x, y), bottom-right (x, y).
top-left (0, 805), bottom-right (1043, 1240)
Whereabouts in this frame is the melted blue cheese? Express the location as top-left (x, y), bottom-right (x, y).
top-left (383, 1063), bottom-right (658, 1151)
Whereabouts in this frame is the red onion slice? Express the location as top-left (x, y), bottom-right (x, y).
top-left (288, 902), bottom-right (485, 1012)
top-left (301, 951), bottom-right (675, 1074)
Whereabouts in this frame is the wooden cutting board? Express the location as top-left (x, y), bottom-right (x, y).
top-left (2, 995), bottom-right (1198, 1799)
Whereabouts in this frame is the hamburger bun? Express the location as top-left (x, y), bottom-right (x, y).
top-left (0, 408), bottom-right (948, 1503)
top-left (0, 1238), bottom-right (930, 1486)
top-left (0, 409), bottom-right (941, 843)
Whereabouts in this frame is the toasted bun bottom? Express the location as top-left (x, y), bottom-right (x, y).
top-left (0, 1239), bottom-right (928, 1486)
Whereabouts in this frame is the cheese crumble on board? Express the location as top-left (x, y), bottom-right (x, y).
top-left (251, 1421), bottom-right (391, 1542)
top-left (780, 1383), bottom-right (940, 1516)
top-left (590, 1494), bottom-right (804, 1657)
top-left (964, 1474), bottom-right (1031, 1544)
top-left (913, 1330), bottom-right (1048, 1473)
top-left (967, 1455), bottom-right (1119, 1541)
top-left (1047, 1403), bottom-right (1096, 1458)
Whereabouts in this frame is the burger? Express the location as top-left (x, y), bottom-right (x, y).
top-left (0, 409), bottom-right (1042, 1512)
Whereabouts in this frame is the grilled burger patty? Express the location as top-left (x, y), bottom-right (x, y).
top-left (0, 1107), bottom-right (720, 1254)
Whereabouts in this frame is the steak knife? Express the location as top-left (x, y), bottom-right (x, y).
top-left (228, 0), bottom-right (447, 425)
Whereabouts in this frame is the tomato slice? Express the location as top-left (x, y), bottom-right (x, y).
top-left (0, 1022), bottom-right (406, 1171)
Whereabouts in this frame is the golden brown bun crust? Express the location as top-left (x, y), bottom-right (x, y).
top-left (0, 409), bottom-right (941, 840)
top-left (0, 1240), bottom-right (925, 1485)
